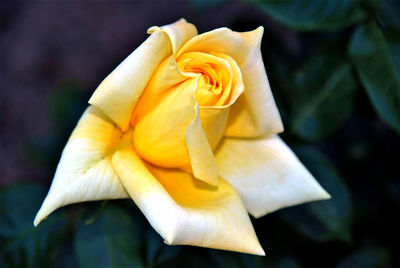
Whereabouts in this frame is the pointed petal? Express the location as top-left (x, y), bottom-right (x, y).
top-left (215, 136), bottom-right (331, 218)
top-left (178, 27), bottom-right (283, 137)
top-left (89, 19), bottom-right (197, 131)
top-left (112, 149), bottom-right (264, 255)
top-left (34, 107), bottom-right (129, 226)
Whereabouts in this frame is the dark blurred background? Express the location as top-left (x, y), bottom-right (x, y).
top-left (1, 0), bottom-right (399, 267)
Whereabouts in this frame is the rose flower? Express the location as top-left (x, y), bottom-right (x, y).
top-left (34, 19), bottom-right (330, 255)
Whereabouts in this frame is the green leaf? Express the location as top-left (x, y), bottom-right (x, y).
top-left (349, 22), bottom-right (400, 133)
top-left (376, 0), bottom-right (400, 31)
top-left (74, 204), bottom-right (143, 268)
top-left (0, 183), bottom-right (68, 268)
top-left (384, 29), bottom-right (400, 79)
top-left (246, 0), bottom-right (366, 31)
top-left (335, 247), bottom-right (391, 268)
top-left (289, 44), bottom-right (357, 141)
top-left (279, 146), bottom-right (353, 243)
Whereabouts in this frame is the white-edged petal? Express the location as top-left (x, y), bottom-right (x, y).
top-left (112, 149), bottom-right (264, 255)
top-left (89, 19), bottom-right (197, 131)
top-left (215, 135), bottom-right (331, 218)
top-left (178, 27), bottom-right (283, 137)
top-left (34, 107), bottom-right (129, 226)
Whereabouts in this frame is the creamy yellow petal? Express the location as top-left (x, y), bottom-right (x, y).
top-left (133, 78), bottom-right (196, 168)
top-left (132, 19), bottom-right (197, 124)
top-left (215, 136), bottom-right (331, 218)
top-left (134, 48), bottom-right (244, 151)
top-left (197, 52), bottom-right (244, 149)
top-left (88, 29), bottom-right (171, 131)
top-left (199, 108), bottom-right (230, 150)
top-left (149, 18), bottom-right (198, 55)
top-left (225, 28), bottom-right (283, 137)
top-left (89, 19), bottom-right (196, 131)
top-left (186, 103), bottom-right (218, 185)
top-left (34, 107), bottom-right (130, 226)
top-left (131, 55), bottom-right (190, 125)
top-left (178, 27), bottom-right (283, 137)
top-left (112, 149), bottom-right (264, 255)
top-left (133, 77), bottom-right (218, 186)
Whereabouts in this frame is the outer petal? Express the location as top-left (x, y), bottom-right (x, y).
top-left (112, 149), bottom-right (264, 255)
top-left (89, 19), bottom-right (197, 131)
top-left (215, 136), bottom-right (331, 218)
top-left (178, 27), bottom-right (283, 137)
top-left (34, 107), bottom-right (129, 226)
top-left (89, 29), bottom-right (171, 131)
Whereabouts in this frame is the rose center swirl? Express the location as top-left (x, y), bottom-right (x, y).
top-left (177, 52), bottom-right (235, 107)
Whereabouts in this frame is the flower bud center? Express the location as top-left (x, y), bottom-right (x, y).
top-left (177, 52), bottom-right (233, 107)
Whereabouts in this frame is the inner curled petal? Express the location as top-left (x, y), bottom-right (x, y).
top-left (177, 52), bottom-right (234, 107)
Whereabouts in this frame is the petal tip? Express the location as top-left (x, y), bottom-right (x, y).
top-left (147, 26), bottom-right (160, 34)
top-left (314, 183), bottom-right (332, 201)
top-left (33, 210), bottom-right (46, 227)
top-left (249, 211), bottom-right (267, 219)
top-left (256, 247), bottom-right (266, 256)
top-left (177, 18), bottom-right (188, 23)
top-left (160, 227), bottom-right (179, 246)
top-left (321, 190), bottom-right (332, 200)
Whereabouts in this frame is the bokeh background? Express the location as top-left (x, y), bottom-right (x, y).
top-left (1, 0), bottom-right (399, 267)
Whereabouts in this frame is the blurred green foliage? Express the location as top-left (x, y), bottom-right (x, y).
top-left (287, 44), bottom-right (357, 140)
top-left (246, 0), bottom-right (366, 31)
top-left (280, 146), bottom-right (352, 243)
top-left (75, 203), bottom-right (143, 267)
top-left (0, 184), bottom-right (68, 267)
top-left (2, 0), bottom-right (400, 267)
top-left (349, 22), bottom-right (400, 133)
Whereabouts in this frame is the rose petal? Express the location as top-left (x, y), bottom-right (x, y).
top-left (89, 19), bottom-right (197, 131)
top-left (34, 107), bottom-right (129, 226)
top-left (186, 103), bottom-right (218, 185)
top-left (178, 27), bottom-right (283, 137)
top-left (131, 55), bottom-right (190, 124)
top-left (112, 149), bottom-right (264, 255)
top-left (134, 77), bottom-right (218, 186)
top-left (199, 108), bottom-right (230, 150)
top-left (150, 18), bottom-right (198, 55)
top-left (133, 78), bottom-right (195, 167)
top-left (198, 52), bottom-right (244, 149)
top-left (215, 136), bottom-right (331, 218)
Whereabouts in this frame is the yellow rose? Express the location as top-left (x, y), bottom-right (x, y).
top-left (34, 19), bottom-right (330, 255)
